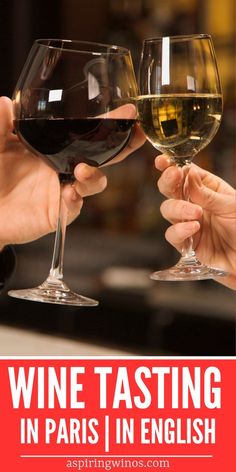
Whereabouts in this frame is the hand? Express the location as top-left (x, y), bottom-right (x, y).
top-left (155, 154), bottom-right (236, 290)
top-left (0, 97), bottom-right (145, 248)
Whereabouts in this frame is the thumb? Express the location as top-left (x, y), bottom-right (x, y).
top-left (0, 96), bottom-right (14, 151)
top-left (188, 167), bottom-right (232, 214)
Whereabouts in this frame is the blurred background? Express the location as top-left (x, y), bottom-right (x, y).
top-left (0, 0), bottom-right (235, 355)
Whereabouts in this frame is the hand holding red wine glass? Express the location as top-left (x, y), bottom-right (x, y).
top-left (9, 39), bottom-right (138, 305)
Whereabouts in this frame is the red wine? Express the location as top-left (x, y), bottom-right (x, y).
top-left (15, 118), bottom-right (136, 182)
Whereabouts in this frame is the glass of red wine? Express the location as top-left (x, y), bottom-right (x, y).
top-left (8, 39), bottom-right (138, 305)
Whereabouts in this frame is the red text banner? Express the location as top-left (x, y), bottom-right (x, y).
top-left (0, 357), bottom-right (235, 471)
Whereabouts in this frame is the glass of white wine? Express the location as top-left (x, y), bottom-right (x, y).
top-left (137, 34), bottom-right (228, 281)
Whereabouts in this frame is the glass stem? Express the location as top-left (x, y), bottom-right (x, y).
top-left (181, 234), bottom-right (195, 259)
top-left (178, 162), bottom-right (197, 262)
top-left (48, 183), bottom-right (68, 283)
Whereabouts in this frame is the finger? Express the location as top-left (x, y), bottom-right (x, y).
top-left (165, 221), bottom-right (200, 251)
top-left (61, 185), bottom-right (83, 223)
top-left (73, 163), bottom-right (107, 196)
top-left (102, 103), bottom-right (136, 119)
top-left (0, 96), bottom-right (14, 149)
top-left (155, 154), bottom-right (172, 171)
top-left (99, 104), bottom-right (145, 165)
top-left (160, 198), bottom-right (203, 224)
top-left (188, 167), bottom-right (236, 213)
top-left (157, 165), bottom-right (183, 199)
top-left (103, 123), bottom-right (146, 166)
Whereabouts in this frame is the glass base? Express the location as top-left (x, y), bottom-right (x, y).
top-left (150, 258), bottom-right (229, 281)
top-left (8, 278), bottom-right (99, 306)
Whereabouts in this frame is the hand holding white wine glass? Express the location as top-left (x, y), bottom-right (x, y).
top-left (8, 39), bottom-right (138, 305)
top-left (137, 34), bottom-right (228, 281)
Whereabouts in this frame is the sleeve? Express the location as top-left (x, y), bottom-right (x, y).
top-left (0, 245), bottom-right (16, 292)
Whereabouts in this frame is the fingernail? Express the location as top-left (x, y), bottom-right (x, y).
top-left (75, 163), bottom-right (91, 180)
top-left (188, 221), bottom-right (200, 232)
top-left (71, 189), bottom-right (79, 201)
top-left (185, 204), bottom-right (203, 218)
top-left (155, 154), bottom-right (171, 170)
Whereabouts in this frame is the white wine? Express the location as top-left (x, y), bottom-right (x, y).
top-left (137, 94), bottom-right (222, 164)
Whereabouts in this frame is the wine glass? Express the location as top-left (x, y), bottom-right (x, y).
top-left (137, 34), bottom-right (228, 281)
top-left (8, 39), bottom-right (138, 305)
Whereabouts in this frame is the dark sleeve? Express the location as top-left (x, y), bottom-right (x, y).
top-left (0, 246), bottom-right (16, 292)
